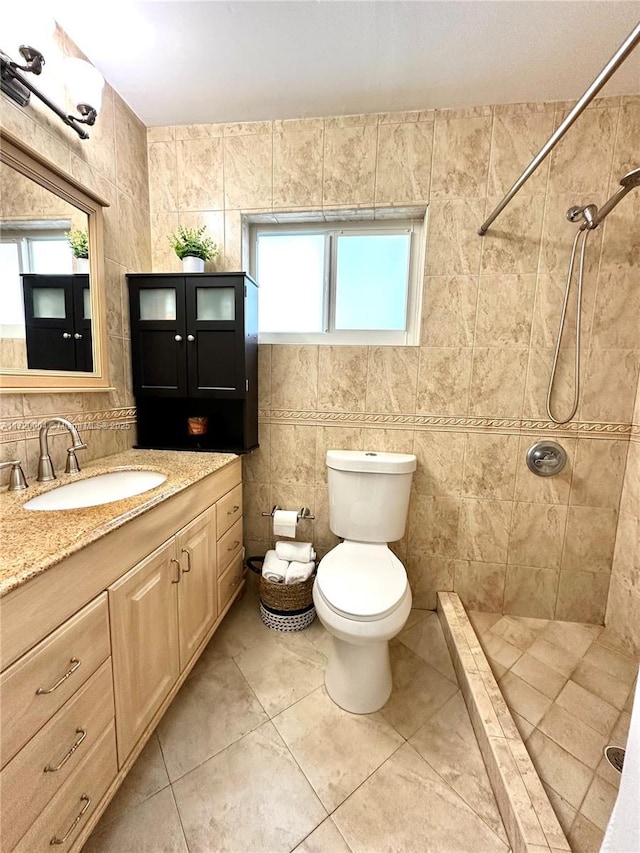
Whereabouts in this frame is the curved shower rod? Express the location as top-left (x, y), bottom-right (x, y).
top-left (478, 21), bottom-right (640, 237)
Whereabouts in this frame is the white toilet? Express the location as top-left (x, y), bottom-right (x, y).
top-left (313, 449), bottom-right (417, 714)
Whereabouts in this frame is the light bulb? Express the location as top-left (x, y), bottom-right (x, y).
top-left (63, 57), bottom-right (104, 115)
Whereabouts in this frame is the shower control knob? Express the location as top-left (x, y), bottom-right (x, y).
top-left (526, 441), bottom-right (567, 478)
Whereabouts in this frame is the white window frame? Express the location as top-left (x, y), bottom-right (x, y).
top-left (249, 214), bottom-right (427, 345)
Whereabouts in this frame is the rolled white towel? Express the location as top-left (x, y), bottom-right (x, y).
top-left (262, 549), bottom-right (289, 584)
top-left (275, 541), bottom-right (316, 563)
top-left (284, 560), bottom-right (315, 585)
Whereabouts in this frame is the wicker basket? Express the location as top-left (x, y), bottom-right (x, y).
top-left (248, 557), bottom-right (316, 631)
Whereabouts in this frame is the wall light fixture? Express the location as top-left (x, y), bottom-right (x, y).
top-left (0, 42), bottom-right (104, 140)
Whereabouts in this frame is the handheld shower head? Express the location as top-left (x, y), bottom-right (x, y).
top-left (620, 167), bottom-right (640, 189)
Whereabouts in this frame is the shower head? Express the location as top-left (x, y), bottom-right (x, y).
top-left (620, 167), bottom-right (640, 189)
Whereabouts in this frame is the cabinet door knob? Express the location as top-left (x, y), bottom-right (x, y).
top-left (187, 334), bottom-right (195, 342)
top-left (62, 332), bottom-right (72, 339)
top-left (174, 334), bottom-right (183, 342)
top-left (74, 332), bottom-right (83, 340)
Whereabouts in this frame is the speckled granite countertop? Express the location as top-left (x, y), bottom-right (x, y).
top-left (0, 449), bottom-right (238, 598)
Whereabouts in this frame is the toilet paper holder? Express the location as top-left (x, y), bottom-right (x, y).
top-left (261, 505), bottom-right (315, 520)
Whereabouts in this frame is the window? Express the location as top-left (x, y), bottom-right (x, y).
top-left (251, 216), bottom-right (425, 344)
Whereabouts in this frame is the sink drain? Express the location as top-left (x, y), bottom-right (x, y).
top-left (604, 746), bottom-right (625, 773)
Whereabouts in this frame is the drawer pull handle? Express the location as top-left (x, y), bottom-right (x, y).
top-left (36, 658), bottom-right (81, 695)
top-left (170, 557), bottom-right (181, 583)
top-left (181, 547), bottom-right (192, 572)
top-left (50, 794), bottom-right (91, 845)
top-left (227, 505), bottom-right (240, 515)
top-left (44, 728), bottom-right (87, 772)
top-left (228, 541), bottom-right (240, 551)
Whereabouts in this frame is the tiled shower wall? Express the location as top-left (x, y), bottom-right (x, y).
top-left (0, 24), bottom-right (150, 481)
top-left (148, 94), bottom-right (640, 625)
top-left (604, 376), bottom-right (640, 656)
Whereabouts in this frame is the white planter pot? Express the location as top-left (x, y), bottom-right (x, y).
top-left (182, 256), bottom-right (205, 273)
top-left (75, 257), bottom-right (90, 274)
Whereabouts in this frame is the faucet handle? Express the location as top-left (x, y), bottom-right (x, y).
top-left (0, 460), bottom-right (29, 491)
top-left (65, 444), bottom-right (87, 475)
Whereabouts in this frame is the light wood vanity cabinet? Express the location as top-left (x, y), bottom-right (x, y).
top-left (0, 457), bottom-right (244, 852)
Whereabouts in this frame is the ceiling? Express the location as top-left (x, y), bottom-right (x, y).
top-left (50, 1), bottom-right (640, 127)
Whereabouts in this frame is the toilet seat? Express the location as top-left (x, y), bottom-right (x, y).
top-left (316, 542), bottom-right (407, 622)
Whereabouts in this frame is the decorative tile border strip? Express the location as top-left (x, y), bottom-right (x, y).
top-left (0, 407), bottom-right (136, 443)
top-left (260, 409), bottom-right (633, 439)
top-left (437, 592), bottom-right (570, 853)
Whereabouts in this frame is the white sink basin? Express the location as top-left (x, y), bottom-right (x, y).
top-left (24, 470), bottom-right (168, 511)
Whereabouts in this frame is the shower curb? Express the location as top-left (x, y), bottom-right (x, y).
top-left (437, 592), bottom-right (570, 853)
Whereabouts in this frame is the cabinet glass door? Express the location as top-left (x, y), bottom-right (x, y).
top-left (139, 288), bottom-right (177, 321)
top-left (196, 287), bottom-right (235, 321)
top-left (32, 288), bottom-right (66, 318)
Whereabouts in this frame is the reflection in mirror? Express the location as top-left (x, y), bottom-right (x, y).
top-left (0, 161), bottom-right (93, 373)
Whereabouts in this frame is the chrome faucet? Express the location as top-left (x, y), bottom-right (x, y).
top-left (37, 418), bottom-right (87, 482)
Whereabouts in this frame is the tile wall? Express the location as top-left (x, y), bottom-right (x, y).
top-left (148, 94), bottom-right (640, 625)
top-left (0, 25), bottom-right (151, 481)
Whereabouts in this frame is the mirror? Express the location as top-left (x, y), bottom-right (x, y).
top-left (0, 129), bottom-right (109, 392)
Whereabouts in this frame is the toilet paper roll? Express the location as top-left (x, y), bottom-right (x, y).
top-left (273, 509), bottom-right (298, 538)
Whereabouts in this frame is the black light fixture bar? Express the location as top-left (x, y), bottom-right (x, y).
top-left (1, 50), bottom-right (94, 140)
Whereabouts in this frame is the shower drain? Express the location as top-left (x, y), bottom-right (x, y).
top-left (604, 746), bottom-right (626, 773)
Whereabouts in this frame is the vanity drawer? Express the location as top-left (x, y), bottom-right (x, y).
top-left (1, 658), bottom-right (114, 853)
top-left (218, 553), bottom-right (244, 613)
top-left (217, 518), bottom-right (243, 576)
top-left (216, 483), bottom-right (242, 540)
top-left (0, 593), bottom-right (110, 769)
top-left (13, 719), bottom-right (117, 853)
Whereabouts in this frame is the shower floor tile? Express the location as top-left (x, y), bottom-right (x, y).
top-left (472, 609), bottom-right (639, 852)
top-left (83, 580), bottom-right (508, 853)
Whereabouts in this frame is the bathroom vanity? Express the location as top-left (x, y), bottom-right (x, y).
top-left (0, 450), bottom-right (244, 852)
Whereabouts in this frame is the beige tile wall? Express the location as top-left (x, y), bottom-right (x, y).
top-left (147, 94), bottom-right (640, 625)
top-left (0, 24), bottom-right (150, 481)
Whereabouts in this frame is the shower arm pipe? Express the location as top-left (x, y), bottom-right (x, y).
top-left (477, 21), bottom-right (640, 237)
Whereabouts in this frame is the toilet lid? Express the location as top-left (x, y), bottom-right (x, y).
top-left (316, 542), bottom-right (407, 620)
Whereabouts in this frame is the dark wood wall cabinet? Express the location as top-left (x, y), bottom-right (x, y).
top-left (127, 273), bottom-right (258, 453)
top-left (22, 273), bottom-right (92, 371)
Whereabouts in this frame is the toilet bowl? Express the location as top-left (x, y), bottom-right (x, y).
top-left (313, 450), bottom-right (417, 714)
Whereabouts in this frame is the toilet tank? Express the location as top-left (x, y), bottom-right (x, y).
top-left (326, 450), bottom-right (417, 542)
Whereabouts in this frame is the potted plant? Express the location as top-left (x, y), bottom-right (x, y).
top-left (67, 228), bottom-right (89, 273)
top-left (170, 225), bottom-right (218, 273)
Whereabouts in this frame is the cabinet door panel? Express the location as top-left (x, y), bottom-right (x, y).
top-left (108, 539), bottom-right (179, 765)
top-left (176, 507), bottom-right (217, 670)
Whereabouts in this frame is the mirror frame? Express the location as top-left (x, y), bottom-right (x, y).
top-left (0, 127), bottom-right (111, 392)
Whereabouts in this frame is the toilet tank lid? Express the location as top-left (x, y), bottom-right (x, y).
top-left (326, 450), bottom-right (417, 474)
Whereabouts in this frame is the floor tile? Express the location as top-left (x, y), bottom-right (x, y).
top-left (172, 721), bottom-right (327, 853)
top-left (206, 584), bottom-right (272, 658)
top-left (526, 730), bottom-right (593, 810)
top-left (398, 611), bottom-right (457, 683)
top-left (555, 680), bottom-right (619, 737)
top-left (481, 631), bottom-right (523, 670)
top-left (84, 787), bottom-right (188, 853)
top-left (332, 743), bottom-right (508, 853)
top-left (490, 615), bottom-right (541, 651)
top-left (234, 631), bottom-right (327, 716)
top-left (468, 611), bottom-right (502, 635)
top-left (582, 642), bottom-right (639, 685)
top-left (404, 607), bottom-right (432, 631)
top-left (272, 686), bottom-right (403, 812)
top-left (567, 813), bottom-right (604, 853)
top-left (499, 671), bottom-right (553, 727)
top-left (538, 704), bottom-right (608, 770)
top-left (410, 692), bottom-right (508, 843)
top-left (527, 636), bottom-right (581, 678)
top-left (511, 652), bottom-right (568, 700)
top-left (93, 733), bottom-right (170, 829)
top-left (157, 649), bottom-right (268, 781)
top-left (512, 711), bottom-right (535, 741)
top-left (294, 817), bottom-right (352, 853)
top-left (571, 659), bottom-right (633, 710)
top-left (579, 774), bottom-right (618, 832)
top-left (542, 783), bottom-right (577, 835)
top-left (379, 641), bottom-right (459, 738)
top-left (540, 621), bottom-right (601, 658)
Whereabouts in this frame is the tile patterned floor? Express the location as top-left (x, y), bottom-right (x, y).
top-left (469, 611), bottom-right (639, 853)
top-left (85, 580), bottom-right (509, 853)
